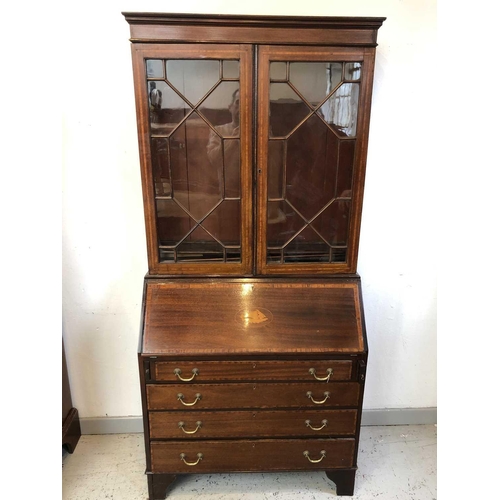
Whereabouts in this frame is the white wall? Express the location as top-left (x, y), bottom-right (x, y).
top-left (62, 0), bottom-right (437, 419)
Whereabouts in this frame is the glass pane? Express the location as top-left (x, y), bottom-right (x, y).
top-left (170, 113), bottom-right (222, 221)
top-left (283, 226), bottom-right (330, 263)
top-left (199, 82), bottom-right (240, 137)
top-left (285, 114), bottom-right (339, 220)
top-left (267, 248), bottom-right (282, 263)
top-left (267, 200), bottom-right (305, 248)
top-left (202, 200), bottom-right (241, 246)
top-left (223, 60), bottom-right (239, 78)
top-left (270, 62), bottom-right (287, 80)
top-left (269, 83), bottom-right (310, 137)
top-left (223, 139), bottom-right (240, 198)
top-left (289, 62), bottom-right (342, 107)
top-left (268, 140), bottom-right (284, 200)
top-left (311, 200), bottom-right (351, 246)
top-left (226, 247), bottom-right (241, 262)
top-left (148, 81), bottom-right (190, 135)
top-left (156, 199), bottom-right (193, 247)
top-left (151, 138), bottom-right (171, 196)
top-left (177, 225), bottom-right (224, 262)
top-left (166, 60), bottom-right (220, 105)
top-left (146, 57), bottom-right (244, 266)
top-left (146, 59), bottom-right (164, 78)
top-left (264, 58), bottom-right (360, 266)
top-left (320, 82), bottom-right (360, 137)
top-left (344, 62), bottom-right (362, 81)
top-left (159, 249), bottom-right (175, 262)
top-left (337, 140), bottom-right (355, 197)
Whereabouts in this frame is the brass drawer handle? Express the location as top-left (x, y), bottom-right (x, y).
top-left (178, 421), bottom-right (202, 434)
top-left (174, 368), bottom-right (199, 382)
top-left (303, 450), bottom-right (327, 463)
top-left (177, 393), bottom-right (202, 406)
top-left (306, 391), bottom-right (330, 404)
top-left (305, 419), bottom-right (328, 431)
top-left (309, 367), bottom-right (333, 382)
top-left (180, 452), bottom-right (203, 466)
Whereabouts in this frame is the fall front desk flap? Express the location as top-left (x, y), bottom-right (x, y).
top-left (142, 280), bottom-right (364, 355)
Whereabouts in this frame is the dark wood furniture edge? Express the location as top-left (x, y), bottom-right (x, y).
top-left (142, 273), bottom-right (361, 281)
top-left (62, 338), bottom-right (81, 453)
top-left (139, 278), bottom-right (153, 471)
top-left (62, 407), bottom-right (81, 454)
top-left (123, 13), bottom-right (385, 47)
top-left (326, 468), bottom-right (357, 496)
top-left (147, 473), bottom-right (177, 500)
top-left (122, 12), bottom-right (386, 29)
top-left (352, 282), bottom-right (368, 463)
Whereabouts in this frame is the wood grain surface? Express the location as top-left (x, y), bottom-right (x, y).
top-left (142, 280), bottom-right (364, 354)
top-left (150, 438), bottom-right (355, 473)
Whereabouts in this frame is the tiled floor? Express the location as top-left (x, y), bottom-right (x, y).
top-left (62, 425), bottom-right (436, 499)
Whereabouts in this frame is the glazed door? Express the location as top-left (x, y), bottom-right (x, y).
top-left (131, 44), bottom-right (253, 275)
top-left (256, 46), bottom-right (376, 274)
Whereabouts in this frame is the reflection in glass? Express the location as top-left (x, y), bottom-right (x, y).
top-left (344, 62), bottom-right (362, 81)
top-left (151, 138), bottom-right (171, 196)
top-left (170, 113), bottom-right (221, 221)
top-left (311, 200), bottom-right (351, 246)
top-left (267, 140), bottom-right (284, 200)
top-left (336, 140), bottom-right (355, 196)
top-left (156, 199), bottom-right (192, 247)
top-left (266, 60), bottom-right (360, 264)
top-left (148, 81), bottom-right (190, 134)
top-left (270, 62), bottom-right (287, 80)
top-left (203, 200), bottom-right (241, 246)
top-left (226, 247), bottom-right (241, 262)
top-left (267, 201), bottom-right (305, 247)
top-left (166, 60), bottom-right (219, 105)
top-left (176, 225), bottom-right (224, 262)
top-left (321, 83), bottom-right (360, 137)
top-left (223, 139), bottom-right (240, 198)
top-left (159, 249), bottom-right (175, 262)
top-left (289, 62), bottom-right (342, 106)
top-left (205, 86), bottom-right (241, 197)
top-left (283, 226), bottom-right (330, 263)
top-left (147, 59), bottom-right (242, 263)
top-left (269, 83), bottom-right (310, 137)
top-left (146, 59), bottom-right (163, 78)
top-left (223, 60), bottom-right (239, 79)
top-left (285, 113), bottom-right (339, 220)
top-left (199, 82), bottom-right (240, 136)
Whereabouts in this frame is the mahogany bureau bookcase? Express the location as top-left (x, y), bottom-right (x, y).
top-left (123, 12), bottom-right (384, 499)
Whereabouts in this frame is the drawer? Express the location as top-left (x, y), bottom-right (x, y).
top-left (149, 409), bottom-right (357, 439)
top-left (150, 438), bottom-right (355, 473)
top-left (153, 360), bottom-right (353, 382)
top-left (146, 382), bottom-right (360, 410)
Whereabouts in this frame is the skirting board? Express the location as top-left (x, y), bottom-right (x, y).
top-left (80, 408), bottom-right (437, 435)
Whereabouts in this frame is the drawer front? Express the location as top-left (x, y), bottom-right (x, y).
top-left (147, 383), bottom-right (360, 410)
top-left (154, 360), bottom-right (353, 382)
top-left (150, 438), bottom-right (355, 473)
top-left (149, 409), bottom-right (357, 439)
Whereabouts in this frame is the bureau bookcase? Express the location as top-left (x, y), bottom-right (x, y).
top-left (123, 13), bottom-right (384, 499)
